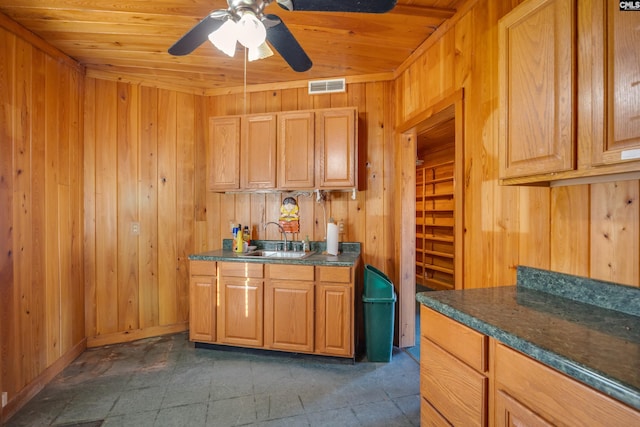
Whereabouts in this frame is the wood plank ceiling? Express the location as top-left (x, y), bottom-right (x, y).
top-left (0, 0), bottom-right (466, 93)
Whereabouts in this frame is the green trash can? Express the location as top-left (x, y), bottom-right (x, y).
top-left (363, 264), bottom-right (397, 362)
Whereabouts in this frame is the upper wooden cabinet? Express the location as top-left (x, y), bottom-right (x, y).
top-left (242, 114), bottom-right (277, 189)
top-left (208, 116), bottom-right (241, 191)
top-left (316, 108), bottom-right (358, 188)
top-left (207, 107), bottom-right (358, 192)
top-left (499, 0), bottom-right (640, 184)
top-left (278, 111), bottom-right (316, 189)
top-left (582, 0), bottom-right (640, 168)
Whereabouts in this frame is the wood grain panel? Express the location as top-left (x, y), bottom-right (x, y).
top-left (0, 23), bottom-right (85, 421)
top-left (157, 89), bottom-right (178, 326)
top-left (590, 181), bottom-right (640, 285)
top-left (116, 81), bottom-right (139, 332)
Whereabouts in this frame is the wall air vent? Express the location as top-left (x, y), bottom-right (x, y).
top-left (308, 78), bottom-right (346, 95)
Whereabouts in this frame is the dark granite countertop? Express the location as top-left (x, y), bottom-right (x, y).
top-left (416, 266), bottom-right (640, 411)
top-left (189, 240), bottom-right (360, 267)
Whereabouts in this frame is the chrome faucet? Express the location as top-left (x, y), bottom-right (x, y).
top-left (264, 221), bottom-right (287, 251)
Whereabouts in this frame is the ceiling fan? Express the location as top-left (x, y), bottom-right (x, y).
top-left (168, 0), bottom-right (397, 72)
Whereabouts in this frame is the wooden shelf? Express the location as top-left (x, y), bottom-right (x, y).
top-left (416, 159), bottom-right (455, 289)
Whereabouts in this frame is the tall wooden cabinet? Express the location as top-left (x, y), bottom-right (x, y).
top-left (499, 0), bottom-right (640, 184)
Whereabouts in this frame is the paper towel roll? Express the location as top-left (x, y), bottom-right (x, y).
top-left (327, 222), bottom-right (339, 255)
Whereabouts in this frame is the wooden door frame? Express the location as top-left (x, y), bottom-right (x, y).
top-left (396, 89), bottom-right (464, 348)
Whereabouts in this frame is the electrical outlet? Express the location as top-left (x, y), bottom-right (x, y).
top-left (2, 391), bottom-right (7, 408)
top-left (131, 222), bottom-right (140, 235)
top-left (338, 220), bottom-right (345, 234)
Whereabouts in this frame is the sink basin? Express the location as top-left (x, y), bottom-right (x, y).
top-left (240, 250), bottom-right (315, 259)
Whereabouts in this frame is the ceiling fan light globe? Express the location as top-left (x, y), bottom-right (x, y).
top-left (236, 13), bottom-right (266, 49)
top-left (248, 42), bottom-right (274, 61)
top-left (208, 19), bottom-right (238, 57)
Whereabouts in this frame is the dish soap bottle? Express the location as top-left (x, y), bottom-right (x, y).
top-left (234, 224), bottom-right (244, 253)
top-left (303, 235), bottom-right (310, 252)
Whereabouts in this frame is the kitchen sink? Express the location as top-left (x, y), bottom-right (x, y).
top-left (240, 250), bottom-right (315, 259)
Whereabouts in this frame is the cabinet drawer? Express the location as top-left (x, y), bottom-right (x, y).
top-left (190, 260), bottom-right (217, 276)
top-left (268, 264), bottom-right (314, 281)
top-left (421, 306), bottom-right (487, 372)
top-left (421, 337), bottom-right (487, 427)
top-left (316, 266), bottom-right (351, 283)
top-left (495, 342), bottom-right (640, 426)
top-left (421, 397), bottom-right (452, 427)
top-left (219, 262), bottom-right (263, 278)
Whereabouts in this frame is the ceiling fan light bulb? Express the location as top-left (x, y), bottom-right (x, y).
top-left (248, 42), bottom-right (274, 62)
top-left (237, 13), bottom-right (266, 49)
top-left (208, 19), bottom-right (237, 57)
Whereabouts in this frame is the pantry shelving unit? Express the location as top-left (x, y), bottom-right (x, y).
top-left (416, 160), bottom-right (455, 290)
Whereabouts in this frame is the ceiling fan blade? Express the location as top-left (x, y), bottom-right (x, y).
top-left (168, 10), bottom-right (229, 56)
top-left (276, 0), bottom-right (397, 13)
top-left (264, 15), bottom-right (312, 72)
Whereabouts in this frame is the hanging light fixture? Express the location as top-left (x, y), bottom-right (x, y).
top-left (208, 10), bottom-right (273, 61)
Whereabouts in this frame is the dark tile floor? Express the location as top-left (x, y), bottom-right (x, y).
top-left (6, 332), bottom-right (420, 427)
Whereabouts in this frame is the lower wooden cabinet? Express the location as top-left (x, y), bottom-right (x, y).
top-left (264, 264), bottom-right (315, 352)
top-left (316, 266), bottom-right (353, 357)
top-left (217, 262), bottom-right (264, 347)
top-left (189, 260), bottom-right (357, 358)
top-left (188, 261), bottom-right (217, 342)
top-left (494, 342), bottom-right (640, 426)
top-left (420, 305), bottom-right (640, 426)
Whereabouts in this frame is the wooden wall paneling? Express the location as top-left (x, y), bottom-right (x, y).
top-left (94, 79), bottom-right (119, 335)
top-left (68, 67), bottom-right (85, 348)
top-left (139, 86), bottom-right (159, 329)
top-left (382, 83), bottom-right (396, 280)
top-left (83, 77), bottom-right (97, 340)
top-left (235, 193), bottom-right (251, 238)
top-left (0, 30), bottom-right (15, 408)
top-left (44, 55), bottom-right (62, 364)
top-left (250, 193), bottom-right (266, 239)
top-left (590, 181), bottom-right (640, 286)
top-left (14, 37), bottom-right (35, 386)
top-left (550, 185), bottom-right (590, 275)
top-left (193, 95), bottom-right (209, 253)
top-left (176, 92), bottom-right (195, 323)
top-left (296, 194), bottom-right (314, 241)
top-left (220, 193), bottom-right (236, 244)
top-left (116, 82), bottom-right (139, 332)
top-left (31, 48), bottom-right (46, 373)
top-left (364, 81), bottom-right (386, 270)
top-left (281, 88), bottom-right (298, 112)
top-left (348, 83), bottom-right (367, 244)
top-left (517, 187), bottom-right (551, 270)
top-left (157, 89), bottom-right (178, 325)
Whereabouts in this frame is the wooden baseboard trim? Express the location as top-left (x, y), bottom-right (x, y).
top-left (1, 338), bottom-right (87, 424)
top-left (86, 323), bottom-right (189, 348)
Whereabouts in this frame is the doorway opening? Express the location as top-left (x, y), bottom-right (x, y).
top-left (397, 91), bottom-right (464, 352)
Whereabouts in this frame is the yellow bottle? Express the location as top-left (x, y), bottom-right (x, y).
top-left (235, 229), bottom-right (244, 253)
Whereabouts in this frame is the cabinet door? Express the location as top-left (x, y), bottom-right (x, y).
top-left (315, 282), bottom-right (352, 357)
top-left (495, 390), bottom-right (552, 427)
top-left (316, 108), bottom-right (357, 188)
top-left (218, 277), bottom-right (263, 347)
top-left (264, 279), bottom-right (314, 352)
top-left (278, 111), bottom-right (315, 189)
top-left (242, 113), bottom-right (277, 189)
top-left (498, 0), bottom-right (575, 179)
top-left (585, 1), bottom-right (640, 166)
top-left (208, 116), bottom-right (241, 190)
top-left (189, 275), bottom-right (215, 342)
